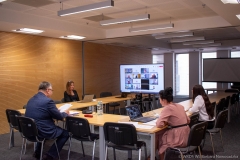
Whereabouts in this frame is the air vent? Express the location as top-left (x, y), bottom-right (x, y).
top-left (84, 14), bottom-right (112, 22)
top-left (12, 0), bottom-right (57, 7)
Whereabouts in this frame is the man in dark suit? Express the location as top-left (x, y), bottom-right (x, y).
top-left (25, 81), bottom-right (69, 160)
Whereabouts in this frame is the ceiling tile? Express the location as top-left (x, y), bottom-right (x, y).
top-left (166, 8), bottom-right (195, 16)
top-left (155, 2), bottom-right (185, 11)
top-left (181, 0), bottom-right (203, 7)
top-left (24, 8), bottom-right (55, 16)
top-left (1, 1), bottom-right (34, 12)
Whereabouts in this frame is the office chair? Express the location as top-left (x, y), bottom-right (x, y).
top-left (103, 122), bottom-right (147, 160)
top-left (65, 116), bottom-right (99, 160)
top-left (188, 112), bottom-right (199, 128)
top-left (17, 116), bottom-right (60, 160)
top-left (164, 121), bottom-right (208, 160)
top-left (207, 109), bottom-right (228, 156)
top-left (100, 92), bottom-right (121, 114)
top-left (216, 98), bottom-right (225, 117)
top-left (5, 109), bottom-right (22, 149)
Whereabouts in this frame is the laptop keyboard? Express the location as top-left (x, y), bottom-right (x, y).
top-left (134, 117), bottom-right (156, 123)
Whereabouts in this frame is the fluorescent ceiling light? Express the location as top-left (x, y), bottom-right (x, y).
top-left (236, 14), bottom-right (240, 20)
top-left (129, 23), bottom-right (174, 32)
top-left (60, 35), bottom-right (85, 40)
top-left (0, 0), bottom-right (7, 3)
top-left (183, 40), bottom-right (214, 45)
top-left (221, 0), bottom-right (240, 4)
top-left (192, 43), bottom-right (221, 48)
top-left (155, 32), bottom-right (193, 39)
top-left (170, 36), bottom-right (205, 43)
top-left (12, 28), bottom-right (44, 34)
top-left (100, 14), bottom-right (150, 26)
top-left (58, 0), bottom-right (114, 16)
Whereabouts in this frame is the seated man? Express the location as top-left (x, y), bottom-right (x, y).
top-left (25, 81), bottom-right (69, 160)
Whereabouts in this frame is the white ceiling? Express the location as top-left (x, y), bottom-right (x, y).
top-left (1, 0), bottom-right (240, 53)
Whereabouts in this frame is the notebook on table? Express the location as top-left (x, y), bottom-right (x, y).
top-left (77, 95), bottom-right (94, 103)
top-left (125, 105), bottom-right (157, 123)
top-left (116, 92), bottom-right (129, 98)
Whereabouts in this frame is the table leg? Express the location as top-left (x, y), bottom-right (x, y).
top-left (99, 126), bottom-right (105, 160)
top-left (150, 133), bottom-right (156, 160)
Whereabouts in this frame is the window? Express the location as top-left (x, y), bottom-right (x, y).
top-left (175, 54), bottom-right (189, 96)
top-left (231, 51), bottom-right (240, 58)
top-left (202, 52), bottom-right (216, 92)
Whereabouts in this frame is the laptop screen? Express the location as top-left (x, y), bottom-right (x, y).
top-left (126, 105), bottom-right (143, 119)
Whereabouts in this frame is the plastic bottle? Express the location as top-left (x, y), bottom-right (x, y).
top-left (97, 101), bottom-right (103, 115)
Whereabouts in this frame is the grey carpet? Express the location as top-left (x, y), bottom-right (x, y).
top-left (1, 115), bottom-right (239, 160)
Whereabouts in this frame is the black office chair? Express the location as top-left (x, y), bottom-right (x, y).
top-left (207, 109), bottom-right (228, 156)
top-left (103, 122), bottom-right (147, 160)
top-left (216, 98), bottom-right (225, 117)
top-left (5, 109), bottom-right (22, 149)
top-left (230, 94), bottom-right (237, 115)
top-left (17, 116), bottom-right (60, 160)
top-left (54, 100), bottom-right (62, 104)
top-left (65, 116), bottom-right (99, 160)
top-left (61, 98), bottom-right (65, 103)
top-left (100, 92), bottom-right (121, 114)
top-left (188, 112), bottom-right (199, 128)
top-left (223, 96), bottom-right (230, 110)
top-left (164, 121), bottom-right (208, 160)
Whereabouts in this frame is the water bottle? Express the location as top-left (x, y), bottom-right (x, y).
top-left (97, 101), bottom-right (103, 115)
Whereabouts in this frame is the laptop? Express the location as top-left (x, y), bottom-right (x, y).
top-left (125, 105), bottom-right (157, 123)
top-left (77, 94), bottom-right (94, 103)
top-left (116, 92), bottom-right (129, 98)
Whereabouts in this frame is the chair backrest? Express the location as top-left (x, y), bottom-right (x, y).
top-left (230, 94), bottom-right (236, 105)
top-left (216, 98), bottom-right (225, 116)
top-left (6, 109), bottom-right (21, 129)
top-left (82, 94), bottom-right (96, 100)
top-left (187, 121), bottom-right (208, 147)
top-left (188, 113), bottom-right (199, 128)
top-left (17, 116), bottom-right (39, 142)
top-left (236, 93), bottom-right (239, 102)
top-left (61, 98), bottom-right (65, 103)
top-left (23, 105), bottom-right (27, 109)
top-left (65, 116), bottom-right (91, 139)
top-left (100, 92), bottom-right (112, 98)
top-left (215, 109), bottom-right (228, 129)
top-left (103, 122), bottom-right (137, 146)
top-left (54, 100), bottom-right (62, 104)
top-left (224, 96), bottom-right (230, 110)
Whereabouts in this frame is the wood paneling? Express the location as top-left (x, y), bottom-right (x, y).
top-left (0, 32), bottom-right (151, 134)
top-left (0, 32), bottom-right (83, 134)
top-left (84, 42), bottom-right (152, 98)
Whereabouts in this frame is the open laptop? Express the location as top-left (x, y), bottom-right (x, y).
top-left (125, 105), bottom-right (157, 123)
top-left (77, 94), bottom-right (94, 103)
top-left (116, 92), bottom-right (129, 98)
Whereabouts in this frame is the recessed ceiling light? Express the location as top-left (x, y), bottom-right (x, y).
top-left (192, 43), bottom-right (221, 48)
top-left (155, 32), bottom-right (193, 39)
top-left (183, 40), bottom-right (214, 45)
top-left (12, 28), bottom-right (44, 34)
top-left (236, 14), bottom-right (240, 20)
top-left (221, 0), bottom-right (240, 4)
top-left (60, 35), bottom-right (85, 40)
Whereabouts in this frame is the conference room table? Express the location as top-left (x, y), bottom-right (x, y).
top-left (18, 91), bottom-right (233, 160)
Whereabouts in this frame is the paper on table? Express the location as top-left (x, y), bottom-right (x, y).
top-left (59, 104), bottom-right (72, 112)
top-left (118, 121), bottom-right (154, 129)
top-left (69, 111), bottom-right (79, 115)
top-left (135, 124), bottom-right (154, 129)
top-left (142, 119), bottom-right (157, 126)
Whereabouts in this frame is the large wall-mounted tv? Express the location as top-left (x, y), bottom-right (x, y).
top-left (120, 64), bottom-right (164, 94)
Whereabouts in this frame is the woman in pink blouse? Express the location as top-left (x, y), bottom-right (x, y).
top-left (156, 87), bottom-right (190, 160)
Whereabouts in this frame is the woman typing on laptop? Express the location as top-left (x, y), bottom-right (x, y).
top-left (64, 80), bottom-right (80, 102)
top-left (155, 87), bottom-right (190, 160)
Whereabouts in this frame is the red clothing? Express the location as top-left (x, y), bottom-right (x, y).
top-left (156, 103), bottom-right (190, 154)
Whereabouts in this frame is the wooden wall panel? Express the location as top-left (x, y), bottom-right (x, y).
top-left (0, 32), bottom-right (82, 134)
top-left (84, 42), bottom-right (152, 98)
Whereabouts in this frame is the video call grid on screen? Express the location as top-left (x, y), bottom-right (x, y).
top-left (120, 64), bottom-right (164, 93)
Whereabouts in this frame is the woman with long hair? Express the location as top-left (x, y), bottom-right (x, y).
top-left (189, 84), bottom-right (215, 129)
top-left (64, 80), bottom-right (79, 102)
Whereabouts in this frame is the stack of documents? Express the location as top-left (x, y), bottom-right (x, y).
top-left (118, 121), bottom-right (154, 130)
top-left (59, 104), bottom-right (72, 112)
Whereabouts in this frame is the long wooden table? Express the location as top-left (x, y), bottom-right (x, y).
top-left (18, 91), bottom-right (233, 160)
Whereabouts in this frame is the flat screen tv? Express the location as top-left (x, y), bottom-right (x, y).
top-left (120, 64), bottom-right (164, 94)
